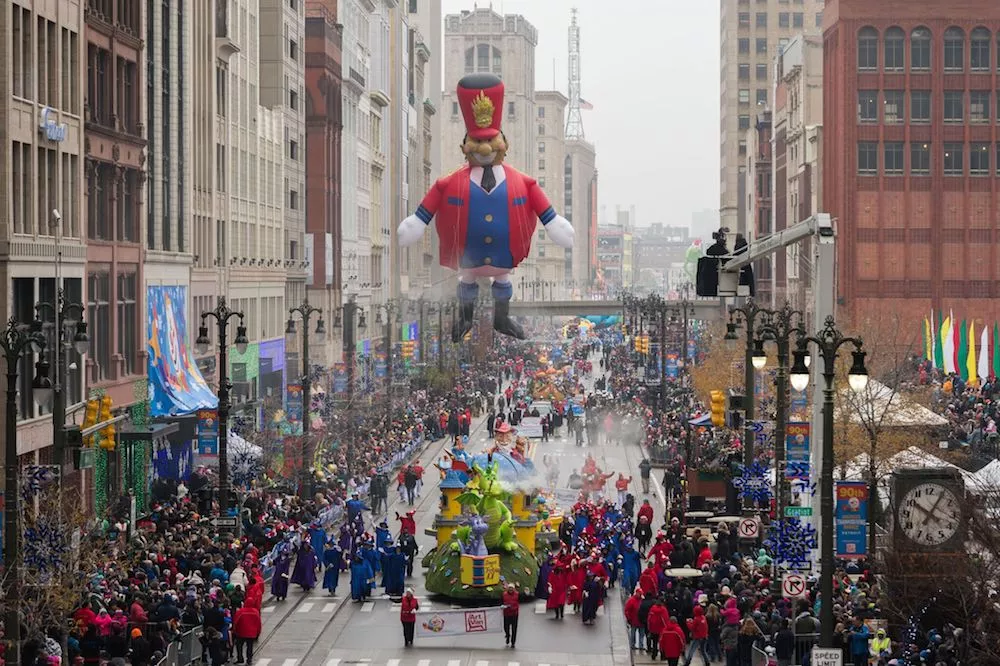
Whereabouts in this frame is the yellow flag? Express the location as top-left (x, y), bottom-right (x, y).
top-left (968, 321), bottom-right (978, 386)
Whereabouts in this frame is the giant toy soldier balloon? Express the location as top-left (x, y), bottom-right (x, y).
top-left (396, 73), bottom-right (575, 341)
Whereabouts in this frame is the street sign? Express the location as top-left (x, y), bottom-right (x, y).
top-left (210, 516), bottom-right (238, 529)
top-left (782, 573), bottom-right (807, 599)
top-left (811, 648), bottom-right (843, 666)
top-left (784, 506), bottom-right (813, 517)
top-left (738, 517), bottom-right (759, 539)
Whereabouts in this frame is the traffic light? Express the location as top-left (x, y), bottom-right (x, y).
top-left (641, 335), bottom-right (650, 354)
top-left (98, 395), bottom-right (116, 450)
top-left (710, 390), bottom-right (726, 427)
top-left (82, 398), bottom-right (99, 447)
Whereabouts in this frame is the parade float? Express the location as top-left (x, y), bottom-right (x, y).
top-left (423, 438), bottom-right (546, 600)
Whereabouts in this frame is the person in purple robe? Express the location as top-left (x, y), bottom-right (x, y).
top-left (290, 542), bottom-right (318, 592)
top-left (270, 550), bottom-right (292, 601)
top-left (338, 523), bottom-right (353, 571)
top-left (535, 555), bottom-right (553, 599)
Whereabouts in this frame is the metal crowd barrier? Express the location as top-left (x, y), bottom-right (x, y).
top-left (752, 644), bottom-right (771, 666)
top-left (151, 627), bottom-right (203, 666)
top-left (793, 632), bottom-right (819, 666)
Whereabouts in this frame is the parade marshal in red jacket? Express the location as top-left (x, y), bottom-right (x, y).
top-left (397, 73), bottom-right (574, 342)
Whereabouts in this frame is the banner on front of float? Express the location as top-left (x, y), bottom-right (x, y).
top-left (519, 416), bottom-right (543, 438)
top-left (333, 363), bottom-right (348, 394)
top-left (286, 384), bottom-right (303, 429)
top-left (415, 606), bottom-right (503, 638)
top-left (835, 481), bottom-right (868, 559)
top-left (784, 422), bottom-right (810, 480)
top-left (196, 409), bottom-right (219, 455)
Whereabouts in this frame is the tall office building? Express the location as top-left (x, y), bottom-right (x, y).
top-left (3, 2), bottom-right (88, 461)
top-left (565, 138), bottom-right (597, 285)
top-left (720, 0), bottom-right (825, 234)
top-left (534, 90), bottom-right (569, 288)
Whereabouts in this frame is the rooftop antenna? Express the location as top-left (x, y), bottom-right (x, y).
top-left (565, 8), bottom-right (584, 140)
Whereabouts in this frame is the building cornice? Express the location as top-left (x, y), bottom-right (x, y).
top-left (370, 89), bottom-right (391, 108)
top-left (216, 37), bottom-right (241, 61)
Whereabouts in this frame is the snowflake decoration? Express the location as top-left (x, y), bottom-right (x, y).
top-left (23, 519), bottom-right (70, 575)
top-left (732, 461), bottom-right (773, 505)
top-left (763, 517), bottom-right (817, 568)
top-left (792, 477), bottom-right (818, 497)
top-left (20, 465), bottom-right (60, 503)
top-left (230, 446), bottom-right (263, 489)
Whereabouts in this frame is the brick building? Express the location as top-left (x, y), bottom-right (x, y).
top-left (823, 0), bottom-right (1000, 325)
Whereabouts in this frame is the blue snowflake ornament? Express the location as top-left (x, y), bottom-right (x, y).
top-left (763, 517), bottom-right (817, 567)
top-left (23, 519), bottom-right (70, 575)
top-left (230, 447), bottom-right (263, 489)
top-left (732, 461), bottom-right (773, 505)
top-left (20, 465), bottom-right (60, 503)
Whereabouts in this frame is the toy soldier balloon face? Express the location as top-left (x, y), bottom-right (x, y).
top-left (462, 132), bottom-right (508, 166)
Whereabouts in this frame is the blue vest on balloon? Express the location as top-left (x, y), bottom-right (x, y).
top-left (461, 180), bottom-right (514, 269)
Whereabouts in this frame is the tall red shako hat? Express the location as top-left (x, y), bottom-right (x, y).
top-left (457, 73), bottom-right (504, 140)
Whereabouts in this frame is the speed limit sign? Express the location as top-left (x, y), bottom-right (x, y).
top-left (738, 517), bottom-right (759, 539)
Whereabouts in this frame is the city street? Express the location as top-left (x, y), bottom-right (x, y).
top-left (249, 360), bottom-right (663, 666)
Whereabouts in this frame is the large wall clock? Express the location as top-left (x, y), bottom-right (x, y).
top-left (891, 468), bottom-right (966, 553)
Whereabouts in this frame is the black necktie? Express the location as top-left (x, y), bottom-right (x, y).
top-left (481, 167), bottom-right (496, 193)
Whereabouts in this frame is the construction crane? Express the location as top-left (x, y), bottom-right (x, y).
top-left (565, 8), bottom-right (585, 140)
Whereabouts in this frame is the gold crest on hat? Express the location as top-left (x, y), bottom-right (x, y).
top-left (471, 90), bottom-right (494, 129)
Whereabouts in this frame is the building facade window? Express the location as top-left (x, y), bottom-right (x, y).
top-left (943, 143), bottom-right (964, 175)
top-left (538, 141), bottom-right (545, 154)
top-left (538, 106), bottom-right (545, 118)
top-left (970, 91), bottom-right (991, 122)
top-left (538, 159), bottom-right (545, 170)
top-left (815, 12), bottom-right (823, 28)
top-left (756, 38), bottom-right (767, 54)
top-left (756, 63), bottom-right (768, 80)
top-left (858, 27), bottom-right (878, 70)
top-left (738, 38), bottom-right (750, 54)
top-left (779, 12), bottom-right (789, 28)
top-left (911, 142), bottom-right (930, 174)
top-left (756, 89), bottom-right (767, 105)
top-left (739, 64), bottom-right (750, 80)
top-left (971, 142), bottom-right (990, 175)
top-left (793, 12), bottom-right (803, 28)
top-left (739, 140), bottom-right (747, 156)
top-left (944, 91), bottom-right (964, 123)
top-left (883, 90), bottom-right (904, 124)
top-left (739, 13), bottom-right (750, 27)
top-left (884, 27), bottom-right (905, 70)
top-left (884, 142), bottom-right (904, 174)
top-left (739, 89), bottom-right (750, 104)
top-left (911, 27), bottom-right (931, 70)
top-left (944, 28), bottom-right (965, 71)
top-left (88, 269), bottom-right (111, 382)
top-left (756, 13), bottom-right (767, 27)
top-left (971, 27), bottom-right (991, 71)
top-left (117, 271), bottom-right (138, 376)
top-left (858, 90), bottom-right (878, 123)
top-left (911, 90), bottom-right (931, 123)
top-left (858, 141), bottom-right (878, 174)
top-left (739, 114), bottom-right (750, 130)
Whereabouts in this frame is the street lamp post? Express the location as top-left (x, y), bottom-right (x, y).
top-left (2, 316), bottom-right (52, 666)
top-left (196, 297), bottom-right (250, 515)
top-left (790, 316), bottom-right (868, 648)
top-left (34, 290), bottom-right (89, 466)
top-left (725, 298), bottom-right (771, 467)
top-left (285, 300), bottom-right (325, 495)
top-left (374, 299), bottom-right (403, 424)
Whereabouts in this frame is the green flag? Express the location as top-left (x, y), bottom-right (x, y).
top-left (993, 323), bottom-right (1000, 379)
top-left (958, 320), bottom-right (969, 381)
top-left (934, 310), bottom-right (945, 370)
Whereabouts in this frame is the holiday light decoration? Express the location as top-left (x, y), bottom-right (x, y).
top-left (764, 517), bottom-right (817, 568)
top-left (732, 460), bottom-right (774, 505)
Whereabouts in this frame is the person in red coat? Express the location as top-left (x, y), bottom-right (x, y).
top-left (658, 616), bottom-right (687, 666)
top-left (647, 534), bottom-right (674, 567)
top-left (400, 588), bottom-right (420, 647)
top-left (568, 560), bottom-right (586, 611)
top-left (232, 605), bottom-right (262, 664)
top-left (637, 499), bottom-right (655, 526)
top-left (683, 606), bottom-right (710, 666)
top-left (624, 589), bottom-right (645, 650)
top-left (546, 564), bottom-right (568, 619)
top-left (646, 601), bottom-right (670, 659)
top-left (501, 583), bottom-right (520, 648)
top-left (695, 540), bottom-right (713, 570)
top-left (397, 73), bottom-right (574, 341)
top-left (639, 564), bottom-right (660, 597)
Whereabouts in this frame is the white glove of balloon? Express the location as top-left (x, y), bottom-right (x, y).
top-left (397, 214), bottom-right (427, 247)
top-left (545, 215), bottom-right (575, 249)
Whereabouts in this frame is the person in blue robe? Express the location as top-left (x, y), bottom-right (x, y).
top-left (360, 542), bottom-right (380, 592)
top-left (534, 556), bottom-right (552, 599)
top-left (580, 572), bottom-right (604, 625)
top-left (573, 510), bottom-right (590, 544)
top-left (350, 554), bottom-right (374, 601)
top-left (322, 540), bottom-right (343, 595)
top-left (375, 521), bottom-right (392, 550)
top-left (290, 542), bottom-right (318, 592)
top-left (309, 523), bottom-right (327, 557)
top-left (380, 540), bottom-right (406, 597)
top-left (620, 540), bottom-right (642, 593)
top-left (270, 550), bottom-right (291, 601)
top-left (603, 546), bottom-right (620, 589)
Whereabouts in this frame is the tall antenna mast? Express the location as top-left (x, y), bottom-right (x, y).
top-left (565, 8), bottom-right (584, 140)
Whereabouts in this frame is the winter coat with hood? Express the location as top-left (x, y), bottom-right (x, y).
top-left (687, 606), bottom-right (709, 640)
top-left (646, 603), bottom-right (669, 636)
top-left (658, 620), bottom-right (687, 659)
top-left (720, 597), bottom-right (741, 625)
top-left (624, 594), bottom-right (643, 628)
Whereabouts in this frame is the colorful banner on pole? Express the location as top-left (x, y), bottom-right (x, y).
top-left (286, 384), bottom-right (303, 430)
top-left (197, 409), bottom-right (219, 455)
top-left (835, 481), bottom-right (869, 558)
top-left (666, 353), bottom-right (679, 378)
top-left (784, 422), bottom-right (810, 480)
top-left (333, 363), bottom-right (348, 394)
top-left (374, 352), bottom-right (388, 379)
top-left (415, 606), bottom-right (504, 638)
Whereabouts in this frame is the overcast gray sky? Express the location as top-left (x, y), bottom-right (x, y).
top-left (439, 0), bottom-right (720, 229)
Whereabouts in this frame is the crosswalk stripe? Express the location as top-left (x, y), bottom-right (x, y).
top-left (508, 662), bottom-right (520, 666)
top-left (361, 601), bottom-right (374, 612)
top-left (326, 660), bottom-right (340, 666)
top-left (476, 661), bottom-right (489, 666)
top-left (281, 659), bottom-right (298, 666)
top-left (323, 603), bottom-right (337, 612)
top-left (534, 601), bottom-right (547, 614)
top-left (447, 660), bottom-right (461, 666)
top-left (261, 606), bottom-right (276, 613)
top-left (297, 603), bottom-right (314, 613)
top-left (256, 660), bottom-right (271, 666)
top-left (417, 660), bottom-right (430, 666)
top-left (538, 663), bottom-right (550, 666)
top-left (387, 660), bottom-right (400, 666)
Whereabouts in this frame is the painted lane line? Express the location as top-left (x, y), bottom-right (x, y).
top-left (256, 660), bottom-right (272, 666)
top-left (508, 662), bottom-right (520, 666)
top-left (297, 602), bottom-right (314, 613)
top-left (261, 606), bottom-right (276, 613)
top-left (447, 660), bottom-right (461, 666)
top-left (322, 603), bottom-right (337, 613)
top-left (281, 659), bottom-right (298, 666)
top-left (387, 660), bottom-right (400, 666)
top-left (417, 660), bottom-right (430, 666)
top-left (326, 660), bottom-right (340, 666)
top-left (361, 601), bottom-right (374, 612)
top-left (476, 661), bottom-right (490, 666)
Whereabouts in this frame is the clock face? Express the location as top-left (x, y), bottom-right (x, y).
top-left (898, 482), bottom-right (961, 547)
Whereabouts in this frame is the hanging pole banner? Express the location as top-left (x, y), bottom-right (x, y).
top-left (415, 606), bottom-right (504, 638)
top-left (835, 481), bottom-right (869, 558)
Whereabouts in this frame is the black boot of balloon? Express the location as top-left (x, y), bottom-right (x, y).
top-left (451, 280), bottom-right (525, 342)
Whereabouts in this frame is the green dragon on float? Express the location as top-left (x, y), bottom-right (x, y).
top-left (455, 461), bottom-right (518, 553)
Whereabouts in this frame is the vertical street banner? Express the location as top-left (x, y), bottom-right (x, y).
top-left (789, 388), bottom-right (809, 421)
top-left (666, 353), bottom-right (679, 379)
top-left (374, 351), bottom-right (388, 379)
top-left (197, 409), bottom-right (219, 455)
top-left (835, 481), bottom-right (869, 558)
top-left (415, 606), bottom-right (504, 638)
top-left (687, 339), bottom-right (697, 364)
top-left (286, 384), bottom-right (303, 430)
top-left (784, 422), bottom-right (810, 479)
top-left (333, 363), bottom-right (348, 394)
